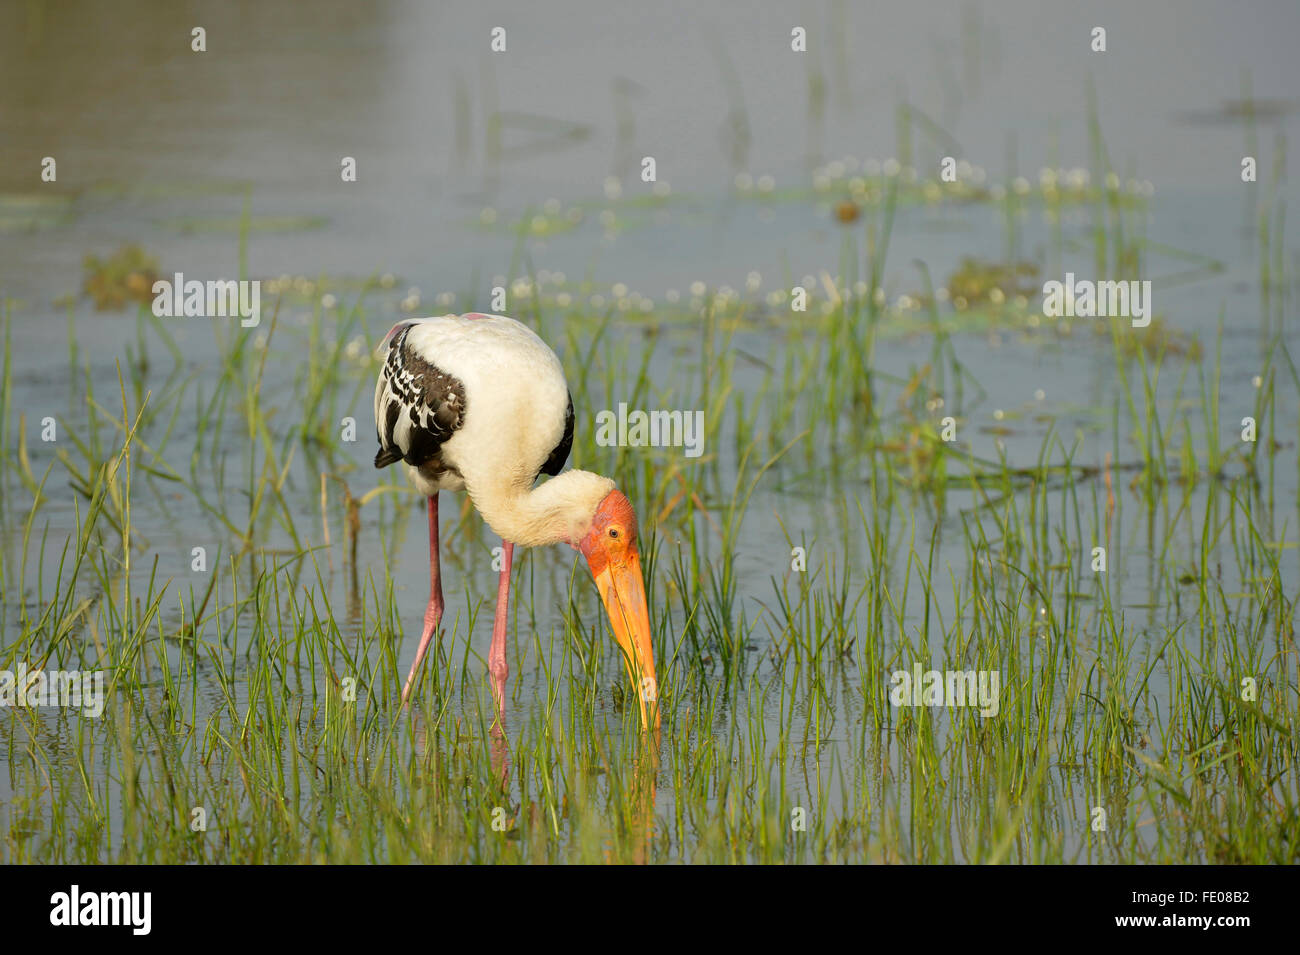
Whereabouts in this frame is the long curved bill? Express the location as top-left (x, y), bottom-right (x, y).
top-left (593, 547), bottom-right (659, 730)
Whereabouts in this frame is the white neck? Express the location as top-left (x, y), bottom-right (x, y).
top-left (467, 469), bottom-right (615, 547)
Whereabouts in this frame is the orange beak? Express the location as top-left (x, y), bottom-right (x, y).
top-left (591, 544), bottom-right (659, 729)
top-left (580, 490), bottom-right (659, 730)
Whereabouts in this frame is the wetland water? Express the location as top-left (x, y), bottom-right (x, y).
top-left (1, 1), bottom-right (1297, 862)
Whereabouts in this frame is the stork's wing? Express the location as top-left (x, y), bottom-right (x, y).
top-left (538, 392), bottom-right (575, 477)
top-left (373, 324), bottom-right (466, 469)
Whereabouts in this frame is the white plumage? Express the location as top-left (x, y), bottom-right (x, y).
top-left (373, 313), bottom-right (604, 547)
top-left (374, 312), bottom-right (658, 725)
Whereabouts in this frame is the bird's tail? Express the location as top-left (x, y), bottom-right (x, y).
top-left (374, 447), bottom-right (403, 468)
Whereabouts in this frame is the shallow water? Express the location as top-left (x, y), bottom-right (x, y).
top-left (2, 0), bottom-right (1298, 862)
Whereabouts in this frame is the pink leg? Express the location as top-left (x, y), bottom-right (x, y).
top-left (489, 722), bottom-right (511, 792)
top-left (488, 540), bottom-right (514, 721)
top-left (401, 495), bottom-right (443, 705)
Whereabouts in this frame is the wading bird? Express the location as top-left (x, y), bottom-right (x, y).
top-left (373, 313), bottom-right (658, 728)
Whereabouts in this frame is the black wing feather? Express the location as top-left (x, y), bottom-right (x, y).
top-left (539, 392), bottom-right (574, 477)
top-left (373, 325), bottom-right (466, 470)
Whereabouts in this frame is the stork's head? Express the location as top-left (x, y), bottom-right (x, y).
top-left (576, 488), bottom-right (659, 729)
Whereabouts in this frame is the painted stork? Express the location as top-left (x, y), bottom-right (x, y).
top-left (373, 313), bottom-right (658, 728)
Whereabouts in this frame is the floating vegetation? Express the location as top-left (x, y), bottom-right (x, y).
top-left (158, 214), bottom-right (329, 234)
top-left (1179, 97), bottom-right (1300, 124)
top-left (945, 257), bottom-right (1040, 308)
top-left (1102, 315), bottom-right (1203, 362)
top-left (81, 244), bottom-right (159, 310)
top-left (471, 201), bottom-right (586, 237)
top-left (86, 179), bottom-right (252, 200)
top-left (0, 192), bottom-right (76, 232)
